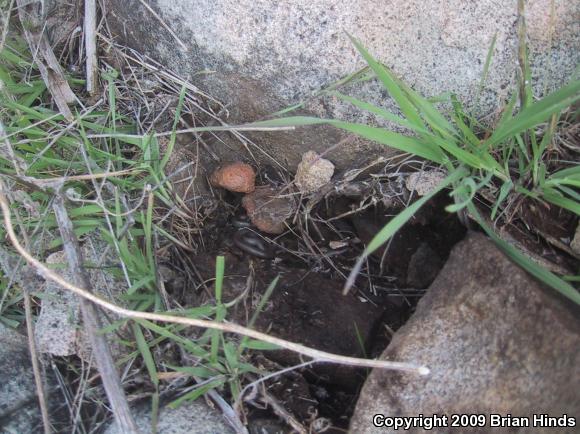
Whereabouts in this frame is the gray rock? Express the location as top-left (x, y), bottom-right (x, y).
top-left (570, 223), bottom-right (580, 256)
top-left (35, 240), bottom-right (128, 359)
top-left (294, 151), bottom-right (335, 193)
top-left (350, 232), bottom-right (580, 434)
top-left (406, 243), bottom-right (443, 289)
top-left (405, 170), bottom-right (447, 197)
top-left (0, 324), bottom-right (53, 433)
top-left (102, 0), bottom-right (578, 170)
top-left (104, 399), bottom-right (235, 434)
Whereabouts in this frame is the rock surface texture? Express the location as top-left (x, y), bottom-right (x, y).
top-left (35, 240), bottom-right (127, 358)
top-left (294, 151), bottom-right (335, 193)
top-left (104, 0), bottom-right (579, 169)
top-left (242, 186), bottom-right (297, 234)
top-left (0, 324), bottom-right (58, 433)
top-left (210, 162), bottom-right (256, 193)
top-left (350, 232), bottom-right (580, 434)
top-left (104, 399), bottom-right (235, 434)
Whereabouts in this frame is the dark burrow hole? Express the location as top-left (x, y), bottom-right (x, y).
top-left (158, 163), bottom-right (468, 433)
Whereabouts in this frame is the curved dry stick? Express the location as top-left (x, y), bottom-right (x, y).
top-left (0, 190), bottom-right (429, 375)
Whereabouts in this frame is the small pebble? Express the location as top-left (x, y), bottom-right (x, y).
top-left (405, 170), bottom-right (446, 196)
top-left (571, 223), bottom-right (580, 256)
top-left (329, 240), bottom-right (349, 250)
top-left (210, 162), bottom-right (256, 193)
top-left (294, 151), bottom-right (335, 193)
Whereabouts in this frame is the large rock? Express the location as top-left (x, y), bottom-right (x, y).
top-left (104, 399), bottom-right (235, 434)
top-left (350, 232), bottom-right (580, 433)
top-left (103, 0), bottom-right (578, 169)
top-left (0, 324), bottom-right (57, 433)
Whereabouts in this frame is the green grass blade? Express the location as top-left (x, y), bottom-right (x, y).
top-left (210, 256), bottom-right (226, 365)
top-left (345, 167), bottom-right (466, 292)
top-left (555, 185), bottom-right (580, 201)
top-left (214, 256), bottom-right (225, 303)
top-left (392, 74), bottom-right (457, 138)
top-left (485, 80), bottom-right (580, 147)
top-left (242, 340), bottom-right (280, 350)
top-left (223, 339), bottom-right (239, 370)
top-left (251, 116), bottom-right (445, 162)
top-left (330, 91), bottom-right (424, 133)
top-left (160, 85), bottom-right (187, 171)
top-left (168, 379), bottom-right (225, 409)
top-left (332, 121), bottom-right (445, 163)
top-left (347, 34), bottom-right (425, 129)
top-left (361, 166), bottom-right (465, 256)
top-left (470, 204), bottom-right (580, 304)
top-left (548, 165), bottom-right (580, 182)
top-left (542, 189), bottom-right (580, 215)
top-left (491, 180), bottom-right (514, 220)
top-left (167, 365), bottom-right (218, 379)
top-left (132, 323), bottom-right (159, 387)
top-left (136, 319), bottom-right (208, 358)
top-left (238, 276), bottom-right (280, 353)
top-left (472, 33), bottom-right (497, 118)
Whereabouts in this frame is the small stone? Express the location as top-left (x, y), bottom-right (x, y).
top-left (329, 240), bottom-right (349, 250)
top-left (570, 223), bottom-right (580, 255)
top-left (406, 243), bottom-right (444, 288)
top-left (105, 399), bottom-right (235, 434)
top-left (405, 170), bottom-right (446, 196)
top-left (242, 186), bottom-right (296, 234)
top-left (210, 162), bottom-right (256, 193)
top-left (294, 151), bottom-right (335, 193)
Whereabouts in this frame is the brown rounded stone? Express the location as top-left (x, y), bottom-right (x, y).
top-left (210, 162), bottom-right (256, 193)
top-left (242, 186), bottom-right (296, 234)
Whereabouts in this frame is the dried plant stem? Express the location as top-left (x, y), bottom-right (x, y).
top-left (0, 0), bottom-right (15, 59)
top-left (0, 185), bottom-right (429, 376)
top-left (259, 389), bottom-right (307, 434)
top-left (51, 193), bottom-right (138, 434)
top-left (84, 0), bottom-right (98, 94)
top-left (16, 0), bottom-right (77, 120)
top-left (24, 291), bottom-right (52, 434)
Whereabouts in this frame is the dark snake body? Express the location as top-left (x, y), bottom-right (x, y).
top-left (233, 229), bottom-right (275, 259)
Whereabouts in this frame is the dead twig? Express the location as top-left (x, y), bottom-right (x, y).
top-left (6, 169), bottom-right (138, 190)
top-left (24, 290), bottom-right (52, 434)
top-left (16, 0), bottom-right (77, 120)
top-left (51, 193), bottom-right (138, 434)
top-left (205, 385), bottom-right (249, 434)
top-left (233, 361), bottom-right (315, 425)
top-left (259, 387), bottom-right (307, 434)
top-left (0, 0), bottom-right (15, 59)
top-left (0, 183), bottom-right (429, 376)
top-left (84, 0), bottom-right (98, 94)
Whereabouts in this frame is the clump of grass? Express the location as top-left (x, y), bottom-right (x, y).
top-left (0, 33), bottom-right (281, 431)
top-left (253, 35), bottom-right (579, 304)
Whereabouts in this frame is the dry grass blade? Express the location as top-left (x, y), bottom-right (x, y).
top-left (51, 193), bottom-right (138, 434)
top-left (0, 0), bottom-right (15, 52)
top-left (84, 0), bottom-right (98, 94)
top-left (23, 290), bottom-right (51, 434)
top-left (16, 0), bottom-right (77, 120)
